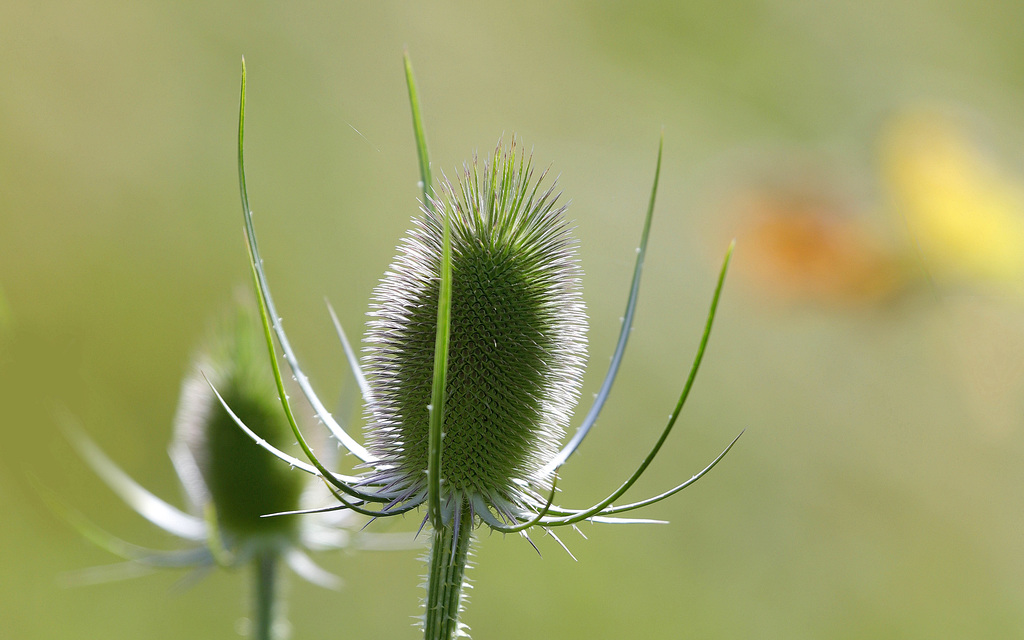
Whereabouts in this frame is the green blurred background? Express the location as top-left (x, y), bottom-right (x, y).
top-left (4, 1), bottom-right (1024, 638)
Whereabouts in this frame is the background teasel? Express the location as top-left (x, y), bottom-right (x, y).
top-left (48, 296), bottom-right (389, 640)
top-left (231, 57), bottom-right (738, 640)
top-left (175, 294), bottom-right (307, 548)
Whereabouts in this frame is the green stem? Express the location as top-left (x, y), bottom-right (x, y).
top-left (424, 504), bottom-right (473, 640)
top-left (254, 550), bottom-right (280, 640)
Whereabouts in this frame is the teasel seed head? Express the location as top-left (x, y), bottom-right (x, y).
top-left (364, 140), bottom-right (587, 522)
top-left (174, 296), bottom-right (305, 543)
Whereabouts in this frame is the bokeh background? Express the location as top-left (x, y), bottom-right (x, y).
top-left (4, 1), bottom-right (1024, 638)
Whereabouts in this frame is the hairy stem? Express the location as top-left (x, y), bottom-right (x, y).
top-left (254, 550), bottom-right (281, 640)
top-left (425, 504), bottom-right (473, 640)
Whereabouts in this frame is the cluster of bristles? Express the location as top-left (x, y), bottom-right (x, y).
top-left (363, 141), bottom-right (587, 526)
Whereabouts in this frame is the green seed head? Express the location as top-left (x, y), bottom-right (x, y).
top-left (364, 140), bottom-right (587, 520)
top-left (174, 297), bottom-right (304, 543)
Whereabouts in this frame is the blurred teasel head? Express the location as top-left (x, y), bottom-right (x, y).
top-left (173, 294), bottom-right (306, 548)
top-left (54, 295), bottom-right (371, 592)
top-left (363, 140), bottom-right (587, 523)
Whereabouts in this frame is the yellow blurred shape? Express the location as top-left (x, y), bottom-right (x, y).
top-left (881, 111), bottom-right (1024, 289)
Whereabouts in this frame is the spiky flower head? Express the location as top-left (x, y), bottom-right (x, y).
top-left (174, 295), bottom-right (305, 546)
top-left (364, 140), bottom-right (587, 522)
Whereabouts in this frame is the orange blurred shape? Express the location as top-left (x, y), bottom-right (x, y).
top-left (880, 109), bottom-right (1024, 291)
top-left (731, 186), bottom-right (908, 306)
